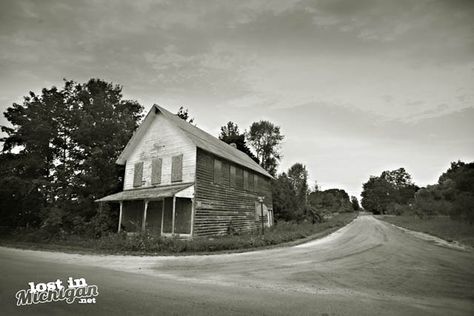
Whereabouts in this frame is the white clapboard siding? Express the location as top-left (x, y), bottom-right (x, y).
top-left (123, 113), bottom-right (196, 190)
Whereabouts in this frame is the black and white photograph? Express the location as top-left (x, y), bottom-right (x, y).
top-left (0, 0), bottom-right (473, 315)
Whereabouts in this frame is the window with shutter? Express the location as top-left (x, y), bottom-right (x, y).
top-left (222, 161), bottom-right (229, 185)
top-left (213, 159), bottom-right (222, 184)
top-left (230, 165), bottom-right (236, 187)
top-left (243, 170), bottom-right (248, 190)
top-left (171, 154), bottom-right (183, 182)
top-left (248, 173), bottom-right (255, 191)
top-left (151, 158), bottom-right (162, 185)
top-left (133, 162), bottom-right (143, 187)
top-left (236, 167), bottom-right (244, 188)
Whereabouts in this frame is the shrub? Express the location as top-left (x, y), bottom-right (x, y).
top-left (2, 213), bottom-right (357, 254)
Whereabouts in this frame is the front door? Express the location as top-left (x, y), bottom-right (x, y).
top-left (174, 198), bottom-right (192, 234)
top-left (161, 197), bottom-right (192, 235)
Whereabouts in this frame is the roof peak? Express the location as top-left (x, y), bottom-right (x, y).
top-left (118, 104), bottom-right (273, 178)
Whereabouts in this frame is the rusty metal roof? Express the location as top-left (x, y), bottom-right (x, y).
top-left (117, 104), bottom-right (272, 178)
top-left (95, 182), bottom-right (194, 202)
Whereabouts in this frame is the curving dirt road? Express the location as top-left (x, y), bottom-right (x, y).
top-left (1, 215), bottom-right (473, 315)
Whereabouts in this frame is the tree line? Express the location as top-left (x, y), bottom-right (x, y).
top-left (360, 162), bottom-right (474, 224)
top-left (216, 121), bottom-right (358, 223)
top-left (0, 78), bottom-right (355, 238)
top-left (0, 79), bottom-right (142, 236)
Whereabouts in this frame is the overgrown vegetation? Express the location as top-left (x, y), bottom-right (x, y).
top-left (361, 168), bottom-right (419, 215)
top-left (271, 164), bottom-right (357, 223)
top-left (361, 162), bottom-right (474, 225)
top-left (0, 78), bottom-right (357, 248)
top-left (380, 215), bottom-right (474, 247)
top-left (0, 213), bottom-right (356, 254)
top-left (0, 79), bottom-right (143, 235)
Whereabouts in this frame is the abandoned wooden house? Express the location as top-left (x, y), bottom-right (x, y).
top-left (96, 105), bottom-right (273, 237)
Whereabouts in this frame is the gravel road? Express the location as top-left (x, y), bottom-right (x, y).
top-left (1, 215), bottom-right (473, 315)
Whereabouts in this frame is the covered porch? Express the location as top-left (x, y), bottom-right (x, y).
top-left (96, 183), bottom-right (194, 237)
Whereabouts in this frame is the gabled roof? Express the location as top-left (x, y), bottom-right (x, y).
top-left (116, 104), bottom-right (273, 178)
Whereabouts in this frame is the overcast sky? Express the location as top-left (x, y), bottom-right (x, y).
top-left (1, 0), bottom-right (473, 198)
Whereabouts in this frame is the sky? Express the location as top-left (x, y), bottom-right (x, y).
top-left (0, 0), bottom-right (473, 199)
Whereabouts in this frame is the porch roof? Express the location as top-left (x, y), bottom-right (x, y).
top-left (95, 182), bottom-right (194, 202)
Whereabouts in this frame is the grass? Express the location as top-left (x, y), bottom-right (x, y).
top-left (0, 212), bottom-right (357, 255)
top-left (379, 215), bottom-right (474, 247)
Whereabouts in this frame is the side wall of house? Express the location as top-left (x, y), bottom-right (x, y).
top-left (193, 149), bottom-right (273, 237)
top-left (123, 113), bottom-right (196, 190)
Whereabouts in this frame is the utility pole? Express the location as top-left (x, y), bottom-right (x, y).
top-left (258, 196), bottom-right (265, 235)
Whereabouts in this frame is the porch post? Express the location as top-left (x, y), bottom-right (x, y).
top-left (190, 197), bottom-right (195, 237)
top-left (172, 195), bottom-right (176, 235)
top-left (118, 201), bottom-right (123, 233)
top-left (161, 199), bottom-right (164, 235)
top-left (142, 200), bottom-right (148, 232)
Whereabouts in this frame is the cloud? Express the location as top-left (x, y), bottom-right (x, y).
top-left (0, 0), bottom-right (473, 197)
top-left (271, 103), bottom-right (474, 197)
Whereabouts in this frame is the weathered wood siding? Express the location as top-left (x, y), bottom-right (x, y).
top-left (123, 113), bottom-right (196, 190)
top-left (194, 149), bottom-right (273, 237)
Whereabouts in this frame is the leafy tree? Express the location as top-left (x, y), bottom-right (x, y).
top-left (176, 106), bottom-right (194, 124)
top-left (67, 79), bottom-right (143, 230)
top-left (287, 163), bottom-right (309, 210)
top-left (440, 161), bottom-right (474, 223)
top-left (351, 196), bottom-right (360, 211)
top-left (219, 121), bottom-right (258, 163)
top-left (247, 120), bottom-right (284, 176)
top-left (271, 173), bottom-right (299, 221)
top-left (309, 188), bottom-right (353, 214)
top-left (219, 121), bottom-right (240, 138)
top-left (361, 176), bottom-right (396, 214)
top-left (414, 182), bottom-right (455, 217)
top-left (380, 168), bottom-right (413, 187)
top-left (0, 153), bottom-right (44, 228)
top-left (361, 168), bottom-right (418, 214)
top-left (0, 79), bottom-right (143, 234)
top-left (439, 161), bottom-right (474, 193)
top-left (1, 84), bottom-right (72, 228)
top-left (415, 161), bottom-right (474, 223)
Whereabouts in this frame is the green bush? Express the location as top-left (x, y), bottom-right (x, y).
top-left (2, 213), bottom-right (357, 254)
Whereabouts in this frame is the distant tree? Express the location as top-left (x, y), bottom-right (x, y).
top-left (351, 196), bottom-right (360, 211)
top-left (361, 176), bottom-right (397, 214)
top-left (312, 181), bottom-right (320, 192)
top-left (219, 121), bottom-right (258, 163)
top-left (287, 163), bottom-right (309, 210)
top-left (439, 161), bottom-right (474, 193)
top-left (219, 121), bottom-right (240, 138)
top-left (247, 120), bottom-right (284, 176)
top-left (380, 168), bottom-right (413, 187)
top-left (308, 188), bottom-right (353, 215)
top-left (176, 106), bottom-right (194, 124)
top-left (415, 161), bottom-right (474, 223)
top-left (271, 173), bottom-right (299, 221)
top-left (414, 182), bottom-right (454, 217)
top-left (361, 168), bottom-right (418, 214)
